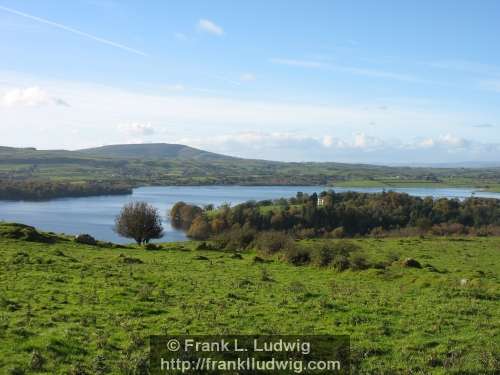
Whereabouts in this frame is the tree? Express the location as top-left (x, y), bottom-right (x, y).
top-left (114, 202), bottom-right (164, 245)
top-left (170, 202), bottom-right (202, 230)
top-left (187, 216), bottom-right (211, 240)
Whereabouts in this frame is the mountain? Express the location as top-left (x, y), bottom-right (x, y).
top-left (78, 143), bottom-right (236, 161)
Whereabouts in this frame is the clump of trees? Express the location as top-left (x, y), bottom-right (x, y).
top-left (170, 202), bottom-right (202, 230)
top-left (0, 180), bottom-right (132, 200)
top-left (114, 201), bottom-right (164, 245)
top-left (171, 190), bottom-right (500, 242)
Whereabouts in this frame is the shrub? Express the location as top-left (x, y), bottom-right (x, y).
top-left (312, 245), bottom-right (336, 267)
top-left (213, 224), bottom-right (256, 251)
top-left (370, 226), bottom-right (386, 238)
top-left (332, 240), bottom-right (361, 256)
top-left (431, 223), bottom-right (466, 236)
top-left (187, 216), bottom-right (211, 240)
top-left (401, 258), bottom-right (422, 268)
top-left (144, 243), bottom-right (161, 250)
top-left (282, 243), bottom-right (311, 266)
top-left (75, 234), bottom-right (97, 246)
top-left (118, 255), bottom-right (144, 264)
top-left (349, 254), bottom-right (371, 270)
top-left (255, 231), bottom-right (294, 255)
top-left (330, 227), bottom-right (345, 239)
top-left (332, 255), bottom-right (350, 271)
top-left (469, 226), bottom-right (494, 237)
top-left (295, 228), bottom-right (316, 239)
top-left (312, 241), bottom-right (361, 268)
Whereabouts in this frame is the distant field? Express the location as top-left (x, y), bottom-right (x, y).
top-left (333, 178), bottom-right (500, 190)
top-left (2, 144), bottom-right (500, 191)
top-left (0, 225), bottom-right (498, 374)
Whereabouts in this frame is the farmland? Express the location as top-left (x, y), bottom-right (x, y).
top-left (0, 223), bottom-right (498, 374)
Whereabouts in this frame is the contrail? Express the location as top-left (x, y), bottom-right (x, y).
top-left (0, 5), bottom-right (148, 57)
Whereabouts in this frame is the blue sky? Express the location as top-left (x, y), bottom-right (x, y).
top-left (1, 0), bottom-right (500, 163)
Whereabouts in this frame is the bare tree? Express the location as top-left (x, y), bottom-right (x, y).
top-left (114, 202), bottom-right (164, 245)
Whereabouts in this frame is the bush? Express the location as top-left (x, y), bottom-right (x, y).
top-left (332, 255), bottom-right (350, 271)
top-left (331, 240), bottom-right (361, 256)
top-left (312, 245), bottom-right (336, 267)
top-left (255, 231), bottom-right (294, 255)
top-left (187, 216), bottom-right (211, 240)
top-left (349, 254), bottom-right (371, 270)
top-left (282, 243), bottom-right (311, 266)
top-left (213, 224), bottom-right (256, 251)
top-left (295, 228), bottom-right (316, 239)
top-left (370, 226), bottom-right (386, 238)
top-left (330, 227), bottom-right (345, 239)
top-left (312, 241), bottom-right (361, 268)
top-left (431, 223), bottom-right (466, 236)
top-left (144, 243), bottom-right (161, 250)
top-left (75, 234), bottom-right (97, 246)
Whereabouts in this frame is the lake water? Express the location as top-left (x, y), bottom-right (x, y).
top-left (1, 186), bottom-right (499, 244)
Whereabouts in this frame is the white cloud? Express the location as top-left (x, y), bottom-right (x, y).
top-left (118, 123), bottom-right (156, 136)
top-left (240, 73), bottom-right (256, 82)
top-left (353, 132), bottom-right (384, 149)
top-left (418, 138), bottom-right (435, 148)
top-left (198, 19), bottom-right (224, 36)
top-left (439, 133), bottom-right (468, 148)
top-left (2, 72), bottom-right (498, 163)
top-left (1, 86), bottom-right (68, 107)
top-left (1, 86), bottom-right (49, 106)
top-left (321, 135), bottom-right (334, 147)
top-left (173, 131), bottom-right (500, 163)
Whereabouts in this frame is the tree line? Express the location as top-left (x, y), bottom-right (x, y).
top-left (0, 180), bottom-right (133, 200)
top-left (107, 192), bottom-right (500, 269)
top-left (171, 190), bottom-right (500, 242)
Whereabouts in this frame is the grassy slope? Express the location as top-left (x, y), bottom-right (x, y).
top-left (2, 144), bottom-right (500, 189)
top-left (0, 226), bottom-right (498, 374)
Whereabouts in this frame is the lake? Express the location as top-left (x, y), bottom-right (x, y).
top-left (1, 186), bottom-right (500, 243)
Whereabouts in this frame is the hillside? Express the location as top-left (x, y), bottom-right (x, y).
top-left (1, 143), bottom-right (500, 192)
top-left (78, 143), bottom-right (235, 161)
top-left (0, 223), bottom-right (498, 373)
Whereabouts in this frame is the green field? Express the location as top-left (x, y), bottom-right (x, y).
top-left (2, 144), bottom-right (500, 192)
top-left (0, 223), bottom-right (498, 374)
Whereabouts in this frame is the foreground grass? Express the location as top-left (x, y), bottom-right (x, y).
top-left (0, 230), bottom-right (498, 374)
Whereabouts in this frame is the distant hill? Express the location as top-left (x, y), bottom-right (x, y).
top-left (78, 143), bottom-right (236, 161)
top-left (1, 143), bottom-right (500, 191)
top-left (404, 161), bottom-right (500, 169)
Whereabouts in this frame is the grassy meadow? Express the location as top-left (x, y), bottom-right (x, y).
top-left (0, 224), bottom-right (498, 374)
